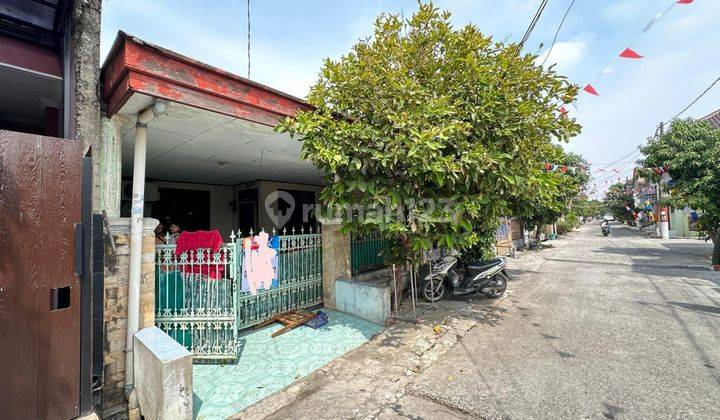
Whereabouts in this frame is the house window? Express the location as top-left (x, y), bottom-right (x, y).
top-left (278, 188), bottom-right (316, 232)
top-left (150, 188), bottom-right (211, 232)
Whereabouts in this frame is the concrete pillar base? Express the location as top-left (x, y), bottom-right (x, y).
top-left (319, 219), bottom-right (351, 310)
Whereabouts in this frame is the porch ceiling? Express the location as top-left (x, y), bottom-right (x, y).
top-left (119, 96), bottom-right (322, 185)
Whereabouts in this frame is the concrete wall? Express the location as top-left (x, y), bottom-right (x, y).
top-left (69, 0), bottom-right (103, 202)
top-left (102, 217), bottom-right (157, 417)
top-left (335, 279), bottom-right (390, 326)
top-left (134, 327), bottom-right (192, 420)
top-left (320, 221), bottom-right (351, 310)
top-left (97, 115), bottom-right (126, 216)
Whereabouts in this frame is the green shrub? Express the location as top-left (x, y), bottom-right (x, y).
top-left (557, 220), bottom-right (574, 235)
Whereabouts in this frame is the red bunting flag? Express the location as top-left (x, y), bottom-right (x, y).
top-left (677, 0), bottom-right (693, 4)
top-left (545, 163), bottom-right (552, 171)
top-left (619, 47), bottom-right (643, 59)
top-left (583, 84), bottom-right (599, 96)
top-left (561, 165), bottom-right (568, 174)
top-left (559, 106), bottom-right (568, 115)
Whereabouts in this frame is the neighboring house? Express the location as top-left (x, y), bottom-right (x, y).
top-left (0, 1), bottom-right (104, 419)
top-left (701, 108), bottom-right (720, 129)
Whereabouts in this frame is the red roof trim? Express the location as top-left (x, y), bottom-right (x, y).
top-left (101, 31), bottom-right (311, 126)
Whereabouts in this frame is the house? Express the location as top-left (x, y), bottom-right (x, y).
top-left (1, 7), bottom-right (518, 418)
top-left (96, 32), bottom-right (391, 418)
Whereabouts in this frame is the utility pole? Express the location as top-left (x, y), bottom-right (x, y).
top-left (656, 122), bottom-right (670, 239)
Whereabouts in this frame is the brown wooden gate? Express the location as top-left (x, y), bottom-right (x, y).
top-left (0, 131), bottom-right (83, 419)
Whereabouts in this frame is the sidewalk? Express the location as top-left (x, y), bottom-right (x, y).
top-left (233, 238), bottom-right (570, 419)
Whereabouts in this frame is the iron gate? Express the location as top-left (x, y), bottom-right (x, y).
top-left (155, 228), bottom-right (322, 361)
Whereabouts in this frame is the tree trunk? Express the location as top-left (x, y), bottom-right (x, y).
top-left (535, 224), bottom-right (544, 241)
top-left (712, 229), bottom-right (720, 267)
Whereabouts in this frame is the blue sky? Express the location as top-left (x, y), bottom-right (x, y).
top-left (101, 0), bottom-right (720, 198)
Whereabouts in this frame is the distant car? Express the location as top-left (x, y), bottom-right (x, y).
top-left (603, 214), bottom-right (615, 222)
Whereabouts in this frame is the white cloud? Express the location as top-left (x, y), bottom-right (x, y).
top-left (600, 66), bottom-right (616, 76)
top-left (536, 39), bottom-right (587, 70)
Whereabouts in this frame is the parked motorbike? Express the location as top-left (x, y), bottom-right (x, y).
top-left (601, 220), bottom-right (611, 236)
top-left (421, 253), bottom-right (509, 302)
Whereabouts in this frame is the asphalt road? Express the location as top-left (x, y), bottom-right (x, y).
top-left (410, 223), bottom-right (720, 419)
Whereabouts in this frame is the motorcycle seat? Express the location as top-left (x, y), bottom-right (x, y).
top-left (467, 258), bottom-right (504, 274)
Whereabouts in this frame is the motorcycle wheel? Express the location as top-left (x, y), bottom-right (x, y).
top-left (483, 273), bottom-right (507, 298)
top-left (422, 277), bottom-right (445, 302)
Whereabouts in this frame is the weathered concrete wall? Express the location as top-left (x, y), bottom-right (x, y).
top-left (97, 115), bottom-right (126, 216)
top-left (134, 327), bottom-right (192, 420)
top-left (320, 221), bottom-right (351, 309)
top-left (70, 0), bottom-right (102, 148)
top-left (69, 0), bottom-right (103, 214)
top-left (335, 279), bottom-right (390, 326)
top-left (102, 217), bottom-right (158, 416)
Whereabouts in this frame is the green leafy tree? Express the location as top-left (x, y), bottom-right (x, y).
top-left (514, 146), bottom-right (589, 239)
top-left (277, 3), bottom-right (580, 262)
top-left (603, 180), bottom-right (635, 222)
top-left (639, 119), bottom-right (720, 268)
top-left (573, 198), bottom-right (604, 218)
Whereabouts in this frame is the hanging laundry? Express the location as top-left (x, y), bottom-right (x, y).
top-left (269, 234), bottom-right (280, 288)
top-left (175, 230), bottom-right (225, 279)
top-left (243, 232), bottom-right (278, 295)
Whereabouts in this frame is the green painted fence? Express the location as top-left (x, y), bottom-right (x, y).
top-left (155, 228), bottom-right (322, 361)
top-left (236, 230), bottom-right (323, 330)
top-left (351, 232), bottom-right (389, 274)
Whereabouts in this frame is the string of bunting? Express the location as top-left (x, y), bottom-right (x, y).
top-left (633, 166), bottom-right (670, 176)
top-left (556, 0), bottom-right (694, 114)
top-left (544, 163), bottom-right (582, 174)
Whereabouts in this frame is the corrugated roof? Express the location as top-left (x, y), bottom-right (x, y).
top-left (700, 108), bottom-right (720, 129)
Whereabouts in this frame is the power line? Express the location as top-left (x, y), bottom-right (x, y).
top-left (664, 75), bottom-right (720, 124)
top-left (519, 0), bottom-right (549, 49)
top-left (596, 148), bottom-right (641, 171)
top-left (520, 0), bottom-right (548, 48)
top-left (541, 0), bottom-right (577, 67)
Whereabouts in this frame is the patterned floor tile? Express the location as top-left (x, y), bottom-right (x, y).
top-left (193, 309), bottom-right (383, 419)
top-left (233, 383), bottom-right (275, 411)
top-left (213, 372), bottom-right (268, 408)
top-left (193, 383), bottom-right (242, 420)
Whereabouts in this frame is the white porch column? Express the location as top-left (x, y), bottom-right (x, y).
top-left (125, 101), bottom-right (166, 391)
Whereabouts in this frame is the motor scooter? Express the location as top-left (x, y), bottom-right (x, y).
top-left (421, 253), bottom-right (509, 302)
top-left (601, 220), bottom-right (611, 236)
